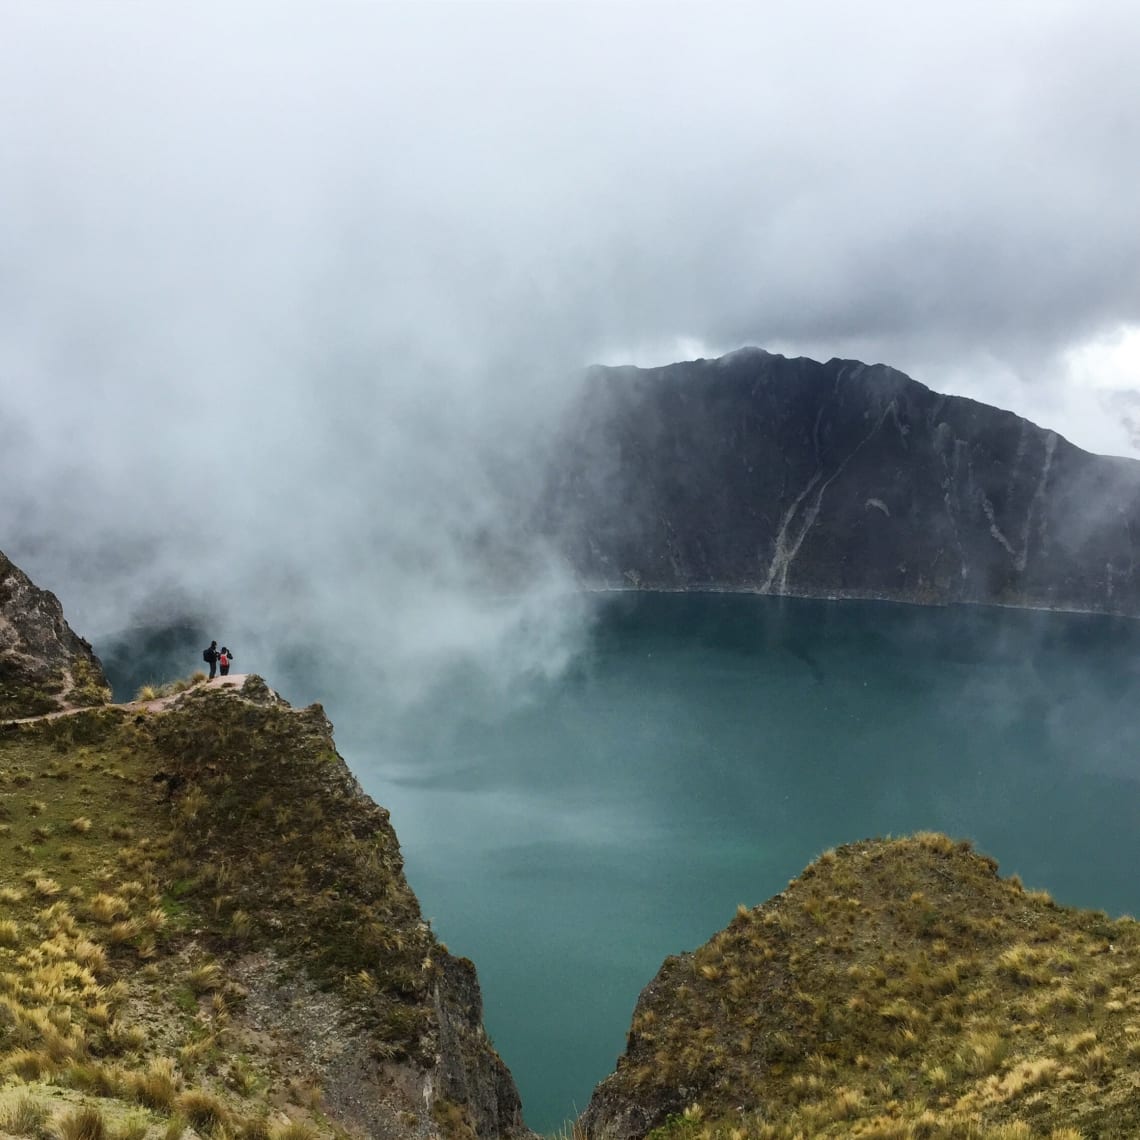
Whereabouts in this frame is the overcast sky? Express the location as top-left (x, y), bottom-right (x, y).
top-left (2, 1), bottom-right (1139, 691)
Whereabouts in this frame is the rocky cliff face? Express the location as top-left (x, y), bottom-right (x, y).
top-left (542, 349), bottom-right (1140, 615)
top-left (0, 547), bottom-right (530, 1140)
top-left (144, 680), bottom-right (530, 1140)
top-left (0, 550), bottom-right (109, 717)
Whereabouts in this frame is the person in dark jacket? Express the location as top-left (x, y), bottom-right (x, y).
top-left (203, 641), bottom-right (219, 680)
top-left (218, 647), bottom-right (234, 677)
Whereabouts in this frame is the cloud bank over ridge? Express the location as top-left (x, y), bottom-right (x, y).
top-left (2, 1), bottom-right (1139, 695)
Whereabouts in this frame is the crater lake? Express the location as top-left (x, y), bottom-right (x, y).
top-left (105, 593), bottom-right (1140, 1133)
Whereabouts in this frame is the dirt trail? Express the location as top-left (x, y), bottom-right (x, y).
top-left (1, 673), bottom-right (253, 728)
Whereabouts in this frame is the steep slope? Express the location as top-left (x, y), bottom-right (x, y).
top-left (580, 835), bottom-right (1140, 1140)
top-left (0, 552), bottom-right (109, 718)
top-left (543, 349), bottom-right (1140, 615)
top-left (0, 676), bottom-right (529, 1140)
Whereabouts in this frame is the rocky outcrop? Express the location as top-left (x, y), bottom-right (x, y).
top-left (143, 679), bottom-right (532, 1140)
top-left (542, 349), bottom-right (1140, 615)
top-left (0, 549), bottom-right (109, 717)
top-left (0, 676), bottom-right (531, 1140)
top-left (0, 547), bottom-right (530, 1140)
top-left (433, 955), bottom-right (528, 1138)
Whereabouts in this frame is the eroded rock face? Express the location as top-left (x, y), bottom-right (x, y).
top-left (0, 548), bottom-right (109, 717)
top-left (433, 954), bottom-right (529, 1138)
top-left (228, 947), bottom-right (527, 1140)
top-left (543, 349), bottom-right (1140, 614)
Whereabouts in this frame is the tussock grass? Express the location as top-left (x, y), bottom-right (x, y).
top-left (125, 1056), bottom-right (180, 1109)
top-left (186, 960), bottom-right (224, 994)
top-left (50, 1105), bottom-right (107, 1140)
top-left (285, 1079), bottom-right (323, 1112)
top-left (176, 1089), bottom-right (230, 1134)
top-left (239, 1114), bottom-right (273, 1140)
top-left (0, 677), bottom-right (496, 1140)
top-left (5, 1047), bottom-right (54, 1079)
top-left (87, 894), bottom-right (129, 924)
top-left (136, 677), bottom-right (200, 703)
top-left (225, 1055), bottom-right (258, 1095)
top-left (60, 1060), bottom-right (125, 1096)
top-left (1, 1093), bottom-right (49, 1136)
top-left (141, 907), bottom-right (167, 932)
top-left (161, 1116), bottom-right (187, 1140)
top-left (112, 1115), bottom-right (148, 1140)
top-left (105, 920), bottom-right (140, 945)
top-left (269, 1123), bottom-right (320, 1140)
top-left (602, 835), bottom-right (1140, 1140)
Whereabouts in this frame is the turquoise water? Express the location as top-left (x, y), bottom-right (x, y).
top-left (323, 594), bottom-right (1140, 1133)
top-left (105, 594), bottom-right (1140, 1133)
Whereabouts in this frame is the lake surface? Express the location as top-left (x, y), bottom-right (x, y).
top-left (106, 594), bottom-right (1140, 1134)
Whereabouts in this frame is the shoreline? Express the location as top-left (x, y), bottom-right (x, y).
top-left (565, 581), bottom-right (1140, 622)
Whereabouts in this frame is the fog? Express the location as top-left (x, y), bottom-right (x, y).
top-left (3, 1), bottom-right (1140, 696)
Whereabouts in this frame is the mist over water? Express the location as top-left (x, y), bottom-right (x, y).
top-left (105, 593), bottom-right (1140, 1133)
top-left (8, 4), bottom-right (1140, 1127)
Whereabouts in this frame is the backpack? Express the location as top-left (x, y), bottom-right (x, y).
top-left (203, 648), bottom-right (212, 663)
top-left (219, 654), bottom-right (228, 668)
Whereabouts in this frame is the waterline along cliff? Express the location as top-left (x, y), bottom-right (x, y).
top-left (542, 350), bottom-right (1140, 614)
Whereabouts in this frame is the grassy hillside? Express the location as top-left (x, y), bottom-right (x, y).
top-left (0, 676), bottom-right (521, 1140)
top-left (582, 834), bottom-right (1140, 1140)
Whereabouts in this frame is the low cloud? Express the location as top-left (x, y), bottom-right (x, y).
top-left (2, 1), bottom-right (1139, 693)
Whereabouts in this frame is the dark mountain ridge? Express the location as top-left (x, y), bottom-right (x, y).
top-left (543, 348), bottom-right (1140, 615)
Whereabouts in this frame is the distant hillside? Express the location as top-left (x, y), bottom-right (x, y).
top-left (542, 349), bottom-right (1140, 615)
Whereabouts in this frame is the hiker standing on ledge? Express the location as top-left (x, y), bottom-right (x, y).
top-left (203, 640), bottom-right (219, 680)
top-left (219, 647), bottom-right (234, 677)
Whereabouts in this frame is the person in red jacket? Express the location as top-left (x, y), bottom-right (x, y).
top-left (218, 647), bottom-right (234, 677)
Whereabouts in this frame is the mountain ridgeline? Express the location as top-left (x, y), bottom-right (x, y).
top-left (543, 349), bottom-right (1140, 614)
